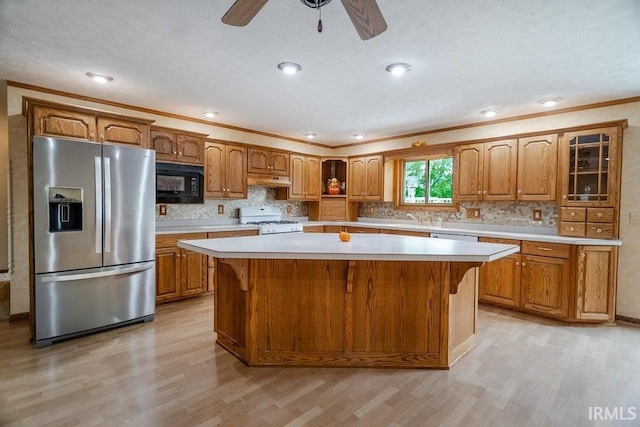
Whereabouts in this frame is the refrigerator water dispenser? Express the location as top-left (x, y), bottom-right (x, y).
top-left (48, 187), bottom-right (83, 232)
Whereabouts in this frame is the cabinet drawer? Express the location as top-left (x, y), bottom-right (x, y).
top-left (559, 222), bottom-right (586, 237)
top-left (586, 223), bottom-right (614, 239)
top-left (521, 241), bottom-right (571, 259)
top-left (560, 207), bottom-right (586, 222)
top-left (346, 226), bottom-right (379, 234)
top-left (207, 230), bottom-right (259, 239)
top-left (586, 207), bottom-right (615, 223)
top-left (479, 237), bottom-right (521, 249)
top-left (303, 225), bottom-right (324, 233)
top-left (324, 225), bottom-right (346, 233)
top-left (156, 232), bottom-right (207, 248)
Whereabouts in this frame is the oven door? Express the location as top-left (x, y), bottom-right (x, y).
top-left (156, 163), bottom-right (204, 204)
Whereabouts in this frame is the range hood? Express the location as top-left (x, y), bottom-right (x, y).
top-left (246, 174), bottom-right (291, 188)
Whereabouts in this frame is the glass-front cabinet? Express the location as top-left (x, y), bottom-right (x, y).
top-left (558, 125), bottom-right (622, 238)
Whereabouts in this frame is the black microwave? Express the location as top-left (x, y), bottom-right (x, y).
top-left (156, 162), bottom-right (204, 204)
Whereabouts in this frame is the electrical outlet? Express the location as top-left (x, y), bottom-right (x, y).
top-left (370, 207), bottom-right (374, 213)
top-left (466, 208), bottom-right (480, 219)
top-left (217, 204), bottom-right (224, 215)
top-left (631, 212), bottom-right (640, 224)
top-left (159, 204), bottom-right (167, 215)
top-left (286, 205), bottom-right (292, 214)
top-left (533, 209), bottom-right (542, 221)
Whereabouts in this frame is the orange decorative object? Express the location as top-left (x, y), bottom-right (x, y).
top-left (339, 231), bottom-right (351, 242)
top-left (328, 186), bottom-right (340, 195)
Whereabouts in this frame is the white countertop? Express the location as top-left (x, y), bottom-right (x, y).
top-left (178, 233), bottom-right (520, 262)
top-left (157, 219), bottom-right (622, 246)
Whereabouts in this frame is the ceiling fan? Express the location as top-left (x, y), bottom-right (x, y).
top-left (222, 0), bottom-right (387, 40)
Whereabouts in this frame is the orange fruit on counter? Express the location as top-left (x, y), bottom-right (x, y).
top-left (339, 231), bottom-right (351, 242)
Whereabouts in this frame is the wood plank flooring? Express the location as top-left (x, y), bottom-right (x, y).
top-left (1, 296), bottom-right (639, 426)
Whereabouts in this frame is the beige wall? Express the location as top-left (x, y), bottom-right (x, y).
top-left (0, 82), bottom-right (8, 272)
top-left (6, 85), bottom-right (640, 319)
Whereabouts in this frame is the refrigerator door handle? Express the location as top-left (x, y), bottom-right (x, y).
top-left (40, 262), bottom-right (154, 283)
top-left (104, 156), bottom-right (112, 253)
top-left (94, 156), bottom-right (102, 254)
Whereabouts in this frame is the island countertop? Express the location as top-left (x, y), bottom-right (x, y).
top-left (178, 233), bottom-right (520, 262)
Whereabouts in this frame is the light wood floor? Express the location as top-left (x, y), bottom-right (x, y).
top-left (1, 296), bottom-right (639, 426)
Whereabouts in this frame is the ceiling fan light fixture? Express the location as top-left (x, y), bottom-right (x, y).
top-left (538, 97), bottom-right (562, 107)
top-left (204, 111), bottom-right (218, 118)
top-left (386, 63), bottom-right (411, 76)
top-left (86, 72), bottom-right (113, 84)
top-left (305, 133), bottom-right (316, 139)
top-left (278, 62), bottom-right (302, 75)
top-left (481, 108), bottom-right (500, 118)
top-left (353, 134), bottom-right (365, 140)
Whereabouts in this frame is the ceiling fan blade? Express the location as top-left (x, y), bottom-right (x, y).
top-left (222, 0), bottom-right (270, 27)
top-left (340, 0), bottom-right (387, 40)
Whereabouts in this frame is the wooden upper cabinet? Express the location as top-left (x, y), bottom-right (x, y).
top-left (151, 130), bottom-right (177, 162)
top-left (455, 143), bottom-right (483, 201)
top-left (151, 127), bottom-right (206, 164)
top-left (575, 245), bottom-right (617, 321)
top-left (226, 145), bottom-right (248, 198)
top-left (32, 105), bottom-right (97, 141)
top-left (517, 134), bottom-right (557, 201)
top-left (205, 141), bottom-right (247, 199)
top-left (248, 148), bottom-right (290, 176)
top-left (176, 134), bottom-right (204, 164)
top-left (29, 101), bottom-right (153, 147)
top-left (559, 126), bottom-right (621, 207)
top-left (483, 139), bottom-right (517, 201)
top-left (97, 117), bottom-right (150, 148)
top-left (289, 154), bottom-right (320, 200)
top-left (455, 140), bottom-right (516, 201)
top-left (348, 155), bottom-right (383, 201)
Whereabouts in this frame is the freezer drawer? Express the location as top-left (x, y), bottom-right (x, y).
top-left (35, 262), bottom-right (155, 346)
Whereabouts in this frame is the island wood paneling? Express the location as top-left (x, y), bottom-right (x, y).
top-left (214, 258), bottom-right (478, 368)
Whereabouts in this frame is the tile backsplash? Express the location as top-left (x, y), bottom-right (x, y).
top-left (156, 187), bottom-right (308, 221)
top-left (358, 201), bottom-right (558, 228)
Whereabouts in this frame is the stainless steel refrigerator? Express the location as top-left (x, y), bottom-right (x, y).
top-left (33, 136), bottom-right (156, 347)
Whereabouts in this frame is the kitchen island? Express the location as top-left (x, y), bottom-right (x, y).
top-left (179, 233), bottom-right (519, 369)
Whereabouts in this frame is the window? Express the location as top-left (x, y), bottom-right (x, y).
top-left (396, 155), bottom-right (455, 209)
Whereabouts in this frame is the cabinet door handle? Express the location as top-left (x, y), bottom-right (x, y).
top-left (570, 227), bottom-right (575, 231)
top-left (90, 131), bottom-right (95, 138)
top-left (521, 262), bottom-right (526, 267)
top-left (518, 189), bottom-right (522, 193)
top-left (580, 252), bottom-right (586, 257)
top-left (562, 195), bottom-right (567, 200)
top-left (515, 261), bottom-right (520, 266)
top-left (477, 191), bottom-right (481, 194)
top-left (597, 228), bottom-right (602, 233)
top-left (597, 212), bottom-right (603, 218)
top-left (536, 247), bottom-right (553, 251)
top-left (483, 190), bottom-right (487, 194)
top-left (178, 152), bottom-right (183, 155)
top-left (570, 212), bottom-right (576, 217)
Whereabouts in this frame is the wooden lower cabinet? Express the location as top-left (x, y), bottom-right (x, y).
top-left (479, 238), bottom-right (617, 323)
top-left (575, 246), bottom-right (617, 321)
top-left (379, 229), bottom-right (430, 237)
top-left (155, 233), bottom-right (207, 304)
top-left (520, 254), bottom-right (570, 319)
top-left (479, 253), bottom-right (521, 308)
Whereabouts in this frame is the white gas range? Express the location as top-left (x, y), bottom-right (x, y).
top-left (239, 206), bottom-right (303, 235)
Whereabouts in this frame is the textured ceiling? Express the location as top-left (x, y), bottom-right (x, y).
top-left (1, 0), bottom-right (639, 146)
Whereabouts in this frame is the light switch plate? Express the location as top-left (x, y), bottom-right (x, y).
top-left (218, 204), bottom-right (224, 214)
top-left (466, 208), bottom-right (480, 219)
top-left (533, 209), bottom-right (542, 221)
top-left (630, 212), bottom-right (640, 224)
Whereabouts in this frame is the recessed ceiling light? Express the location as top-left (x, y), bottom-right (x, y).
top-left (204, 111), bottom-right (218, 118)
top-left (277, 62), bottom-right (302, 75)
top-left (86, 72), bottom-right (113, 84)
top-left (538, 97), bottom-right (562, 107)
top-left (481, 109), bottom-right (500, 118)
top-left (385, 63), bottom-right (411, 76)
top-left (353, 134), bottom-right (365, 140)
top-left (305, 133), bottom-right (316, 139)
